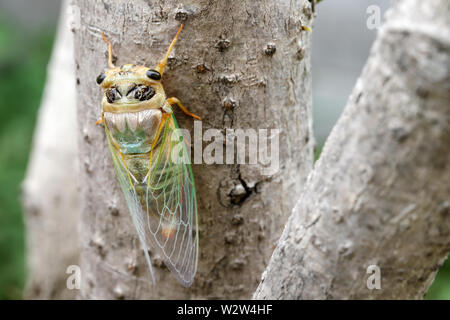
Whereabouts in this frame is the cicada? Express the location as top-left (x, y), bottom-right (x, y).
top-left (95, 25), bottom-right (199, 287)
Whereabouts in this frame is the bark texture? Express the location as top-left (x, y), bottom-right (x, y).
top-left (22, 0), bottom-right (80, 299)
top-left (254, 0), bottom-right (450, 299)
top-left (73, 0), bottom-right (313, 299)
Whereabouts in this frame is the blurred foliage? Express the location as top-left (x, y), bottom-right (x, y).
top-left (0, 14), bottom-right (55, 299)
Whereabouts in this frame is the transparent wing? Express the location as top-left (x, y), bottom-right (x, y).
top-left (105, 114), bottom-right (198, 287)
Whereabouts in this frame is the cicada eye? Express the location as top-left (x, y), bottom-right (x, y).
top-left (146, 69), bottom-right (161, 80)
top-left (105, 87), bottom-right (122, 103)
top-left (96, 72), bottom-right (106, 85)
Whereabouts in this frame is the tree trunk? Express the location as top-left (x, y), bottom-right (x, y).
top-left (72, 0), bottom-right (313, 299)
top-left (22, 0), bottom-right (80, 299)
top-left (254, 0), bottom-right (450, 299)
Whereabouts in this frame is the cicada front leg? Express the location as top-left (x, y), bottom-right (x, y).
top-left (166, 97), bottom-right (201, 120)
top-left (95, 113), bottom-right (104, 126)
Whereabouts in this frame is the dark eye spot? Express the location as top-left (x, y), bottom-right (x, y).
top-left (127, 85), bottom-right (155, 101)
top-left (96, 72), bottom-right (106, 85)
top-left (146, 69), bottom-right (161, 80)
top-left (105, 87), bottom-right (122, 103)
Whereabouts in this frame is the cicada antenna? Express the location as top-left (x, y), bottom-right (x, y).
top-left (155, 24), bottom-right (183, 75)
top-left (101, 31), bottom-right (116, 69)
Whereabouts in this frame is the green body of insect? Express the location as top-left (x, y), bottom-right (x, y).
top-left (96, 25), bottom-right (199, 287)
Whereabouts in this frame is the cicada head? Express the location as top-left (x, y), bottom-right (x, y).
top-left (96, 65), bottom-right (166, 111)
top-left (97, 25), bottom-right (184, 112)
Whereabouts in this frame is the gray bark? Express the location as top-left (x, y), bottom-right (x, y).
top-left (22, 0), bottom-right (80, 299)
top-left (254, 0), bottom-right (450, 299)
top-left (72, 0), bottom-right (313, 299)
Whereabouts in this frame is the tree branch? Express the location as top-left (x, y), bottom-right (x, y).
top-left (254, 0), bottom-right (450, 299)
top-left (22, 0), bottom-right (80, 299)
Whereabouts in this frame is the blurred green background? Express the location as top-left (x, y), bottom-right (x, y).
top-left (0, 0), bottom-right (57, 299)
top-left (0, 0), bottom-right (448, 300)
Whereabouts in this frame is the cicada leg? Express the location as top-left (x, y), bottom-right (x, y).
top-left (155, 24), bottom-right (183, 75)
top-left (95, 114), bottom-right (104, 125)
top-left (101, 31), bottom-right (116, 69)
top-left (166, 97), bottom-right (201, 120)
